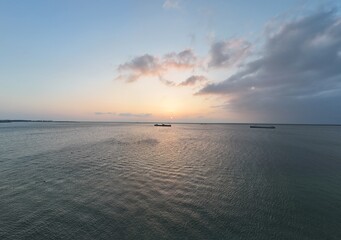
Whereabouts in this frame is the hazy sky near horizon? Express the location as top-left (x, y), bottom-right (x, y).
top-left (1, 0), bottom-right (341, 123)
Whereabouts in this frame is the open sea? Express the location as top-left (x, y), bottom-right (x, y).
top-left (0, 122), bottom-right (340, 239)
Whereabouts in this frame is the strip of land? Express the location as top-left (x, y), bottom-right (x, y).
top-left (0, 120), bottom-right (76, 123)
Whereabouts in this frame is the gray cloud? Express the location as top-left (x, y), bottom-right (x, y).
top-left (95, 112), bottom-right (152, 118)
top-left (198, 9), bottom-right (341, 123)
top-left (208, 39), bottom-right (251, 68)
top-left (159, 76), bottom-right (176, 87)
top-left (116, 54), bottom-right (159, 83)
top-left (163, 49), bottom-right (197, 69)
top-left (115, 42), bottom-right (253, 87)
top-left (115, 49), bottom-right (197, 84)
top-left (118, 113), bottom-right (152, 118)
top-left (178, 75), bottom-right (208, 86)
top-left (95, 112), bottom-right (116, 115)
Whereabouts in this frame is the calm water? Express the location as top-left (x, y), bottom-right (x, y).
top-left (0, 123), bottom-right (340, 239)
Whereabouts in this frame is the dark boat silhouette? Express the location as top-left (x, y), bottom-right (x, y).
top-left (250, 125), bottom-right (275, 129)
top-left (154, 123), bottom-right (171, 127)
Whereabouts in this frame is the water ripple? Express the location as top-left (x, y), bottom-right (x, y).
top-left (0, 123), bottom-right (340, 239)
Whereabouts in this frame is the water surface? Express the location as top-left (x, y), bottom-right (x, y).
top-left (0, 123), bottom-right (340, 239)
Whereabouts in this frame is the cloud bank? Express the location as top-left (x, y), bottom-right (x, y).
top-left (198, 9), bottom-right (341, 123)
top-left (119, 113), bottom-right (152, 118)
top-left (115, 44), bottom-right (247, 87)
top-left (208, 39), bottom-right (251, 68)
top-left (95, 112), bottom-right (152, 118)
top-left (95, 112), bottom-right (115, 115)
top-left (114, 8), bottom-right (341, 123)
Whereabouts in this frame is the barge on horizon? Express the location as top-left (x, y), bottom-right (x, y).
top-left (154, 123), bottom-right (171, 127)
top-left (250, 125), bottom-right (276, 129)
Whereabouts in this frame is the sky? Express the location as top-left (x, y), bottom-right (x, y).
top-left (1, 0), bottom-right (341, 123)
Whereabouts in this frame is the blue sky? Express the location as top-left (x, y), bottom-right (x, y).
top-left (1, 0), bottom-right (340, 123)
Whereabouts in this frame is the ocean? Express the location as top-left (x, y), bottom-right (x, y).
top-left (0, 122), bottom-right (340, 239)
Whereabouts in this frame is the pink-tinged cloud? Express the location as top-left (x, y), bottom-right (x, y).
top-left (115, 49), bottom-right (197, 84)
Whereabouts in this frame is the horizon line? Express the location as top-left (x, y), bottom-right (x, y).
top-left (1, 119), bottom-right (341, 126)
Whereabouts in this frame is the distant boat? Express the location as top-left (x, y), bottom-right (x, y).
top-left (154, 123), bottom-right (171, 127)
top-left (250, 125), bottom-right (276, 129)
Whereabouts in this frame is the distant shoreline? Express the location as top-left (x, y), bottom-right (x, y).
top-left (0, 120), bottom-right (78, 123)
top-left (1, 119), bottom-right (340, 126)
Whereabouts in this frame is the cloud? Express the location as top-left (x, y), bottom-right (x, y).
top-left (198, 9), bottom-right (341, 123)
top-left (115, 41), bottom-right (253, 87)
top-left (115, 49), bottom-right (198, 84)
top-left (116, 54), bottom-right (159, 83)
top-left (159, 76), bottom-right (176, 86)
top-left (208, 39), bottom-right (251, 68)
top-left (163, 49), bottom-right (197, 69)
top-left (95, 112), bottom-right (116, 115)
top-left (163, 0), bottom-right (180, 10)
top-left (94, 112), bottom-right (152, 118)
top-left (118, 113), bottom-right (152, 118)
top-left (178, 75), bottom-right (208, 86)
